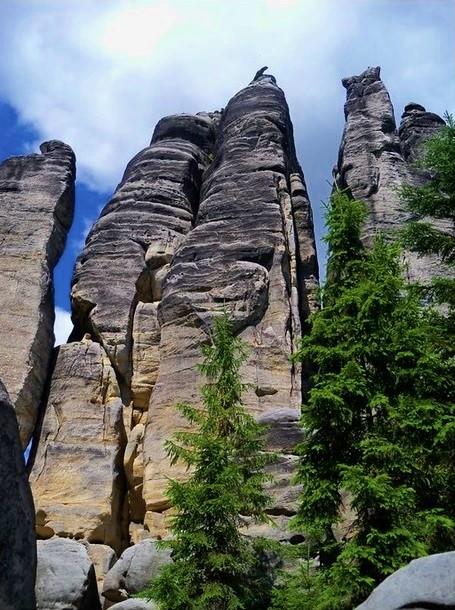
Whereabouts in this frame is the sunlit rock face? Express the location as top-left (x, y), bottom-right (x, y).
top-left (31, 73), bottom-right (318, 553)
top-left (0, 140), bottom-right (75, 446)
top-left (30, 339), bottom-right (127, 554)
top-left (142, 73), bottom-right (319, 535)
top-left (334, 66), bottom-right (449, 284)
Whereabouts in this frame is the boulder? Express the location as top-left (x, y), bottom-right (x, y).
top-left (0, 380), bottom-right (36, 610)
top-left (102, 540), bottom-right (171, 603)
top-left (84, 543), bottom-right (117, 603)
top-left (108, 600), bottom-right (157, 610)
top-left (36, 537), bottom-right (101, 610)
top-left (356, 552), bottom-right (455, 609)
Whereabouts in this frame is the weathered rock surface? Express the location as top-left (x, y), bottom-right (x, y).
top-left (102, 540), bottom-right (171, 603)
top-left (334, 66), bottom-right (447, 284)
top-left (30, 75), bottom-right (318, 549)
top-left (31, 339), bottom-right (127, 553)
top-left (399, 102), bottom-right (445, 163)
top-left (355, 552), bottom-right (455, 610)
top-left (143, 73), bottom-right (319, 530)
top-left (36, 537), bottom-right (101, 610)
top-left (71, 113), bottom-right (218, 388)
top-left (70, 113), bottom-right (219, 524)
top-left (0, 380), bottom-right (36, 610)
top-left (0, 140), bottom-right (75, 445)
top-left (109, 601), bottom-right (157, 610)
top-left (84, 542), bottom-right (117, 604)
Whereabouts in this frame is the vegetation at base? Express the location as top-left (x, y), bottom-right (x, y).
top-left (140, 312), bottom-right (275, 610)
top-left (399, 111), bottom-right (455, 314)
top-left (271, 190), bottom-right (455, 610)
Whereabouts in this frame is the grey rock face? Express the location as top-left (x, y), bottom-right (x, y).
top-left (355, 552), bottom-right (455, 610)
top-left (335, 66), bottom-right (408, 240)
top-left (36, 537), bottom-right (101, 610)
top-left (0, 141), bottom-right (75, 445)
top-left (30, 339), bottom-right (127, 554)
top-left (71, 113), bottom-right (218, 387)
top-left (334, 66), bottom-right (448, 284)
top-left (69, 111), bottom-right (219, 528)
top-left (109, 600), bottom-right (157, 610)
top-left (143, 74), bottom-right (319, 528)
top-left (0, 380), bottom-right (36, 610)
top-left (399, 102), bottom-right (445, 163)
top-left (102, 540), bottom-right (171, 603)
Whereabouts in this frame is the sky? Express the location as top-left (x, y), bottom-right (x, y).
top-left (0, 0), bottom-right (453, 345)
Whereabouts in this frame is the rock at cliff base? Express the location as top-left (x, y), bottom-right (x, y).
top-left (36, 537), bottom-right (101, 610)
top-left (0, 380), bottom-right (36, 610)
top-left (102, 540), bottom-right (171, 603)
top-left (355, 552), bottom-right (455, 609)
top-left (108, 600), bottom-right (157, 610)
top-left (30, 340), bottom-right (127, 553)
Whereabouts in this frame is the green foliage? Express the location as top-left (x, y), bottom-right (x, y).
top-left (272, 192), bottom-right (455, 610)
top-left (141, 313), bottom-right (274, 610)
top-left (399, 111), bottom-right (455, 305)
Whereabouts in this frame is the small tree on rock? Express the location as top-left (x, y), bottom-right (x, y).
top-left (142, 313), bottom-right (273, 610)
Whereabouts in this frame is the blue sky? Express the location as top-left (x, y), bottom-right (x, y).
top-left (0, 0), bottom-right (454, 344)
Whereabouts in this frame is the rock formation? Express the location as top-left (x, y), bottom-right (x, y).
top-left (32, 71), bottom-right (319, 555)
top-left (142, 73), bottom-right (319, 535)
top-left (26, 67), bottom-right (450, 603)
top-left (334, 66), bottom-right (447, 283)
top-left (0, 140), bottom-right (75, 446)
top-left (355, 552), bottom-right (455, 610)
top-left (102, 540), bottom-right (170, 604)
top-left (0, 380), bottom-right (36, 610)
top-left (36, 538), bottom-right (101, 610)
top-left (30, 339), bottom-right (127, 553)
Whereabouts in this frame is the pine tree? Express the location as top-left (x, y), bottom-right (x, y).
top-left (141, 313), bottom-right (273, 610)
top-left (272, 191), bottom-right (455, 610)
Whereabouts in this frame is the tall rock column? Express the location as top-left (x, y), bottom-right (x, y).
top-left (0, 380), bottom-right (36, 610)
top-left (0, 141), bottom-right (75, 446)
top-left (142, 73), bottom-right (319, 536)
top-left (334, 66), bottom-right (447, 283)
top-left (32, 114), bottom-right (219, 551)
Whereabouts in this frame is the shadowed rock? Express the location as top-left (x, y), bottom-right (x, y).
top-left (0, 140), bottom-right (75, 446)
top-left (0, 380), bottom-right (36, 610)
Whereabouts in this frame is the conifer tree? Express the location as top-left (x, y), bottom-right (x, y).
top-left (272, 191), bottom-right (455, 610)
top-left (400, 112), bottom-right (455, 309)
top-left (400, 112), bottom-right (455, 265)
top-left (142, 313), bottom-right (273, 610)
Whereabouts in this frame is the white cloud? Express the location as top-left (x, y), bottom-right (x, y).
top-left (54, 307), bottom-right (73, 346)
top-left (0, 0), bottom-right (453, 268)
top-left (0, 0), bottom-right (360, 191)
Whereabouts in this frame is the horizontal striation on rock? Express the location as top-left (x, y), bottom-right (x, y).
top-left (30, 339), bottom-right (127, 554)
top-left (334, 66), bottom-right (448, 284)
top-left (142, 73), bottom-right (319, 532)
top-left (399, 102), bottom-right (445, 163)
top-left (70, 113), bottom-right (219, 390)
top-left (0, 140), bottom-right (75, 446)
